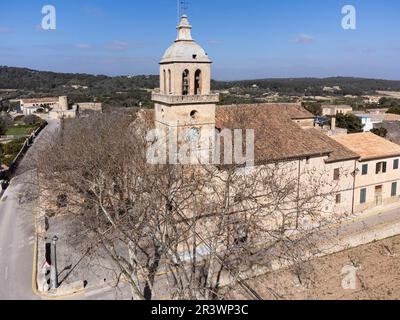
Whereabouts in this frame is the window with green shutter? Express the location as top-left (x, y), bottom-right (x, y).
top-left (391, 182), bottom-right (397, 197)
top-left (360, 188), bottom-right (367, 204)
top-left (362, 164), bottom-right (368, 175)
top-left (376, 162), bottom-right (387, 174)
top-left (394, 159), bottom-right (399, 170)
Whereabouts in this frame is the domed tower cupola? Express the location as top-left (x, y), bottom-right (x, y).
top-left (152, 15), bottom-right (219, 161)
top-left (176, 14), bottom-right (193, 41)
top-left (157, 15), bottom-right (213, 95)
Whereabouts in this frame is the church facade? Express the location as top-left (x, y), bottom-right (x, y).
top-left (149, 15), bottom-right (400, 216)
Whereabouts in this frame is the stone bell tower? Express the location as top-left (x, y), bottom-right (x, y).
top-left (152, 15), bottom-right (219, 163)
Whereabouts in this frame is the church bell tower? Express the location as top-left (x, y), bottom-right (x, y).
top-left (152, 15), bottom-right (219, 163)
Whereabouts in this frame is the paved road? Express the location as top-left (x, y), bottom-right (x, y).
top-left (0, 119), bottom-right (59, 300)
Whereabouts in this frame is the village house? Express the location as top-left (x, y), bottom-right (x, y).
top-left (18, 96), bottom-right (102, 119)
top-left (20, 97), bottom-right (60, 115)
top-left (333, 133), bottom-right (400, 213)
top-left (353, 112), bottom-right (400, 132)
top-left (322, 104), bottom-right (353, 116)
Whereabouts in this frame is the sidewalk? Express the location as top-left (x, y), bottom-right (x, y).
top-left (34, 207), bottom-right (133, 299)
top-left (349, 201), bottom-right (400, 223)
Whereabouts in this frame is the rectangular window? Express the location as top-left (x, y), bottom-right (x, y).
top-left (362, 164), bottom-right (368, 175)
top-left (360, 188), bottom-right (367, 204)
top-left (394, 159), bottom-right (399, 170)
top-left (336, 194), bottom-right (341, 204)
top-left (376, 162), bottom-right (387, 174)
top-left (376, 163), bottom-right (381, 174)
top-left (334, 168), bottom-right (340, 181)
top-left (391, 182), bottom-right (398, 197)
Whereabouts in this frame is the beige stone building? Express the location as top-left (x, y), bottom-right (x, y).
top-left (72, 102), bottom-right (102, 113)
top-left (19, 96), bottom-right (102, 119)
top-left (48, 96), bottom-right (77, 119)
top-left (333, 133), bottom-right (400, 213)
top-left (322, 105), bottom-right (353, 116)
top-left (20, 97), bottom-right (59, 115)
top-left (147, 15), bottom-right (400, 217)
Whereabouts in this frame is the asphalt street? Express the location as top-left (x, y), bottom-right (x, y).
top-left (0, 119), bottom-right (59, 300)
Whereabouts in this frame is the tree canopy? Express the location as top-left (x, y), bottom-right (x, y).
top-left (336, 113), bottom-right (364, 133)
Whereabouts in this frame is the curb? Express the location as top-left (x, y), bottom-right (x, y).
top-left (32, 207), bottom-right (86, 300)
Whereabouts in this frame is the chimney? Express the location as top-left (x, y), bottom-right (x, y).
top-left (331, 116), bottom-right (336, 130)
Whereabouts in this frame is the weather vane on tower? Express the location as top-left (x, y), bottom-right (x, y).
top-left (177, 0), bottom-right (189, 22)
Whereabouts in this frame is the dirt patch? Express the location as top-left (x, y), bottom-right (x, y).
top-left (228, 235), bottom-right (400, 300)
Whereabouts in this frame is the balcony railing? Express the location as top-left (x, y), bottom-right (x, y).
top-left (151, 92), bottom-right (219, 105)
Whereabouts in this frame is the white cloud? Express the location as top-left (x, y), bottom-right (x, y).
top-left (105, 41), bottom-right (130, 51)
top-left (294, 34), bottom-right (315, 44)
top-left (207, 40), bottom-right (223, 46)
top-left (75, 43), bottom-right (91, 49)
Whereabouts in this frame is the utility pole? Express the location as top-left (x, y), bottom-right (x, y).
top-left (50, 235), bottom-right (58, 290)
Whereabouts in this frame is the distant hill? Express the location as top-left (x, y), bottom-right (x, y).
top-left (0, 66), bottom-right (159, 92)
top-left (0, 66), bottom-right (159, 109)
top-left (1, 66), bottom-right (400, 109)
top-left (212, 77), bottom-right (400, 96)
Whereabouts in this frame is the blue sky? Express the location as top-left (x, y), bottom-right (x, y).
top-left (0, 0), bottom-right (399, 80)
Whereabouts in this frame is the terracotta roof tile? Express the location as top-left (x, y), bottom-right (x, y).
top-left (309, 129), bottom-right (359, 163)
top-left (333, 132), bottom-right (400, 161)
top-left (215, 104), bottom-right (331, 162)
top-left (21, 97), bottom-right (59, 104)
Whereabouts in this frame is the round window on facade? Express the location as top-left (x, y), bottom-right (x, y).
top-left (190, 110), bottom-right (199, 119)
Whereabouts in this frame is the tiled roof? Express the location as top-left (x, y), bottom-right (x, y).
top-left (322, 104), bottom-right (352, 109)
top-left (222, 103), bottom-right (314, 119)
top-left (215, 104), bottom-right (332, 163)
top-left (333, 132), bottom-right (400, 161)
top-left (21, 97), bottom-right (59, 104)
top-left (309, 129), bottom-right (359, 163)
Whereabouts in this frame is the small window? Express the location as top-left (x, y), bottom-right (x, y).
top-left (360, 188), bottom-right (367, 204)
top-left (190, 110), bottom-right (199, 119)
top-left (392, 182), bottom-right (398, 197)
top-left (334, 168), bottom-right (340, 181)
top-left (394, 159), bottom-right (399, 170)
top-left (376, 162), bottom-right (387, 174)
top-left (192, 54), bottom-right (197, 59)
top-left (335, 194), bottom-right (341, 204)
top-left (362, 164), bottom-right (368, 175)
top-left (182, 69), bottom-right (190, 95)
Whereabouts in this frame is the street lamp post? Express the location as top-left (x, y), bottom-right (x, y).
top-left (50, 235), bottom-right (58, 290)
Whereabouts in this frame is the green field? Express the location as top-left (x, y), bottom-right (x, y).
top-left (5, 125), bottom-right (36, 136)
top-left (0, 138), bottom-right (26, 167)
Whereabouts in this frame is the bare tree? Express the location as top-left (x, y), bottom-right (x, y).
top-left (35, 112), bottom-right (345, 300)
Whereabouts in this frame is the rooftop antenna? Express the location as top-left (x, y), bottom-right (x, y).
top-left (177, 0), bottom-right (189, 23)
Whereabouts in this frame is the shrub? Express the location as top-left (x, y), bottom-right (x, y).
top-left (23, 114), bottom-right (41, 125)
top-left (336, 113), bottom-right (364, 133)
top-left (13, 115), bottom-right (25, 122)
top-left (386, 106), bottom-right (400, 115)
top-left (371, 127), bottom-right (388, 138)
top-left (0, 120), bottom-right (6, 136)
top-left (3, 138), bottom-right (26, 155)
